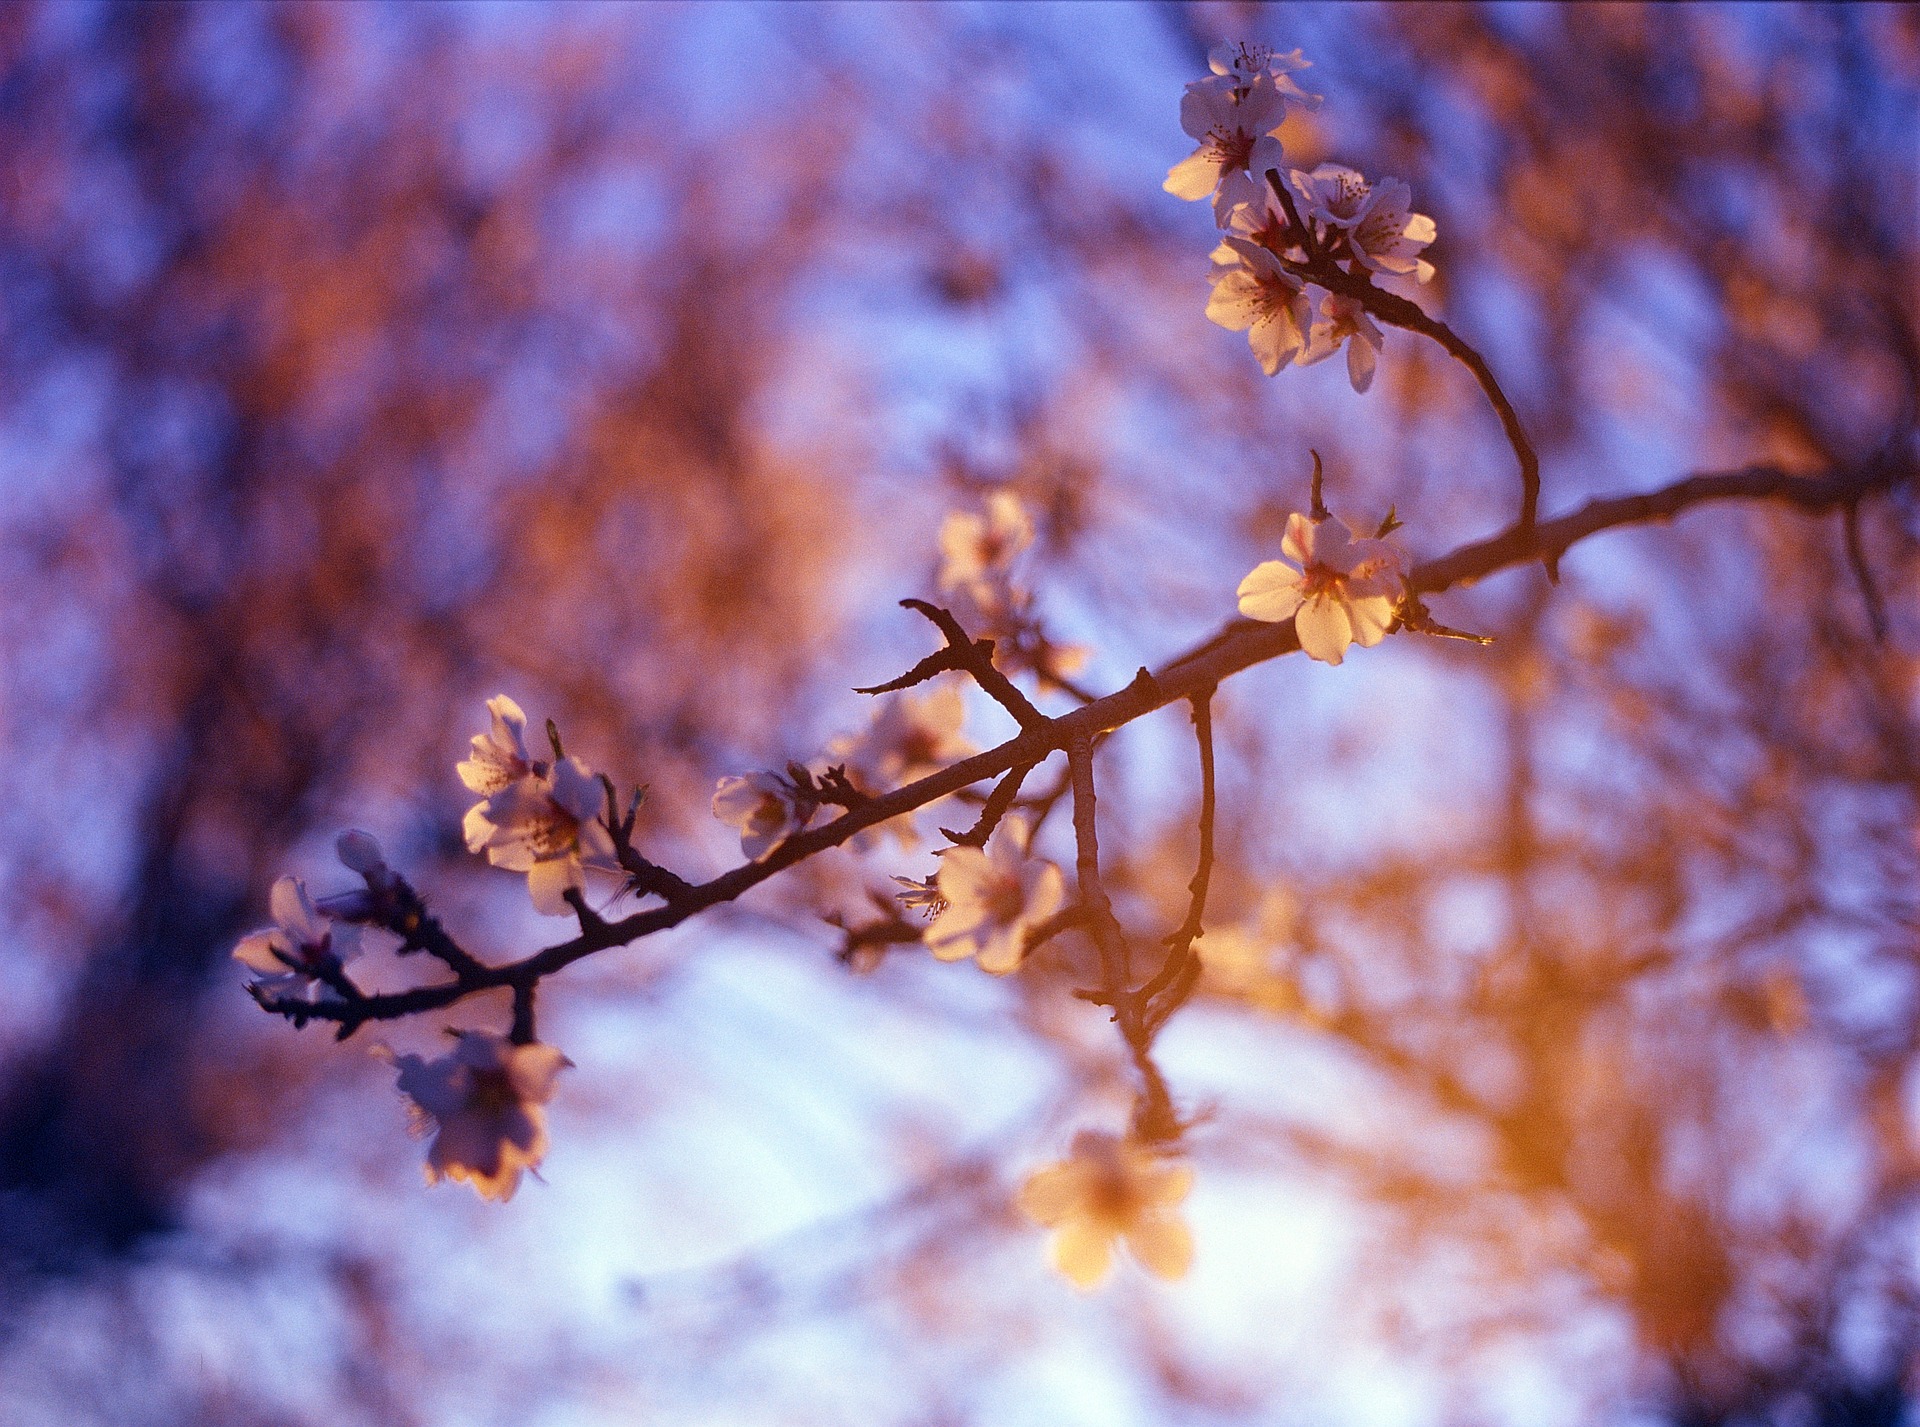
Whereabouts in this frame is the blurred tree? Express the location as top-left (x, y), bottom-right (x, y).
top-left (0, 3), bottom-right (1914, 1425)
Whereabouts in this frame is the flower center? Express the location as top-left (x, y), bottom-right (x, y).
top-left (1300, 562), bottom-right (1345, 600)
top-left (1206, 124), bottom-right (1256, 172)
top-left (984, 871), bottom-right (1026, 925)
top-left (467, 1066), bottom-right (520, 1117)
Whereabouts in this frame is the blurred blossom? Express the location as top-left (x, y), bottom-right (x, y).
top-left (1300, 291), bottom-right (1386, 393)
top-left (712, 770), bottom-right (815, 863)
top-left (830, 684), bottom-right (974, 792)
top-left (389, 1032), bottom-right (570, 1202)
top-left (937, 490), bottom-right (1033, 612)
top-left (925, 826), bottom-right (1064, 975)
top-left (1017, 1130), bottom-right (1195, 1290)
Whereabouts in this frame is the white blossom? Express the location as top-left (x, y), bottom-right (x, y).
top-left (1164, 77), bottom-right (1291, 219)
top-left (232, 874), bottom-right (360, 1000)
top-left (1237, 512), bottom-right (1405, 665)
top-left (1349, 176), bottom-right (1436, 282)
top-left (1017, 1130), bottom-right (1195, 1290)
top-left (712, 769), bottom-right (815, 862)
top-left (459, 698), bottom-right (617, 915)
top-left (1207, 40), bottom-right (1318, 105)
top-left (390, 1031), bottom-right (569, 1202)
top-left (1298, 291), bottom-right (1386, 393)
top-left (1291, 165), bottom-right (1436, 283)
top-left (924, 829), bottom-right (1065, 975)
top-left (1206, 236), bottom-right (1311, 375)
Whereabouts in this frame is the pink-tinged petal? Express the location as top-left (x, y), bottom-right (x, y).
top-left (393, 1052), bottom-right (467, 1122)
top-left (1177, 81), bottom-right (1231, 142)
top-left (462, 802), bottom-right (495, 854)
top-left (1281, 512), bottom-right (1316, 565)
top-left (1142, 1161), bottom-right (1195, 1205)
top-left (933, 846), bottom-right (992, 904)
top-left (1052, 1219), bottom-right (1117, 1290)
top-left (506, 1042), bottom-right (571, 1103)
top-left (527, 856), bottom-right (582, 916)
top-left (1346, 593), bottom-right (1397, 647)
top-left (1126, 1216), bottom-right (1195, 1280)
top-left (578, 816), bottom-right (617, 864)
top-left (1310, 518), bottom-right (1356, 570)
top-left (1404, 212), bottom-right (1437, 245)
top-left (975, 927), bottom-right (1024, 976)
top-left (1246, 134), bottom-right (1287, 179)
top-left (1204, 270), bottom-right (1261, 332)
top-left (1295, 597), bottom-right (1354, 665)
top-left (1164, 149), bottom-right (1220, 201)
top-left (1247, 311), bottom-right (1299, 375)
top-left (549, 757), bottom-right (602, 821)
top-left (233, 929), bottom-right (289, 974)
top-left (1026, 862), bottom-right (1066, 925)
top-left (486, 695), bottom-right (528, 750)
top-left (1347, 333), bottom-right (1377, 393)
top-left (1413, 257), bottom-right (1436, 285)
top-left (1017, 1163), bottom-right (1091, 1226)
top-left (1237, 561), bottom-right (1305, 623)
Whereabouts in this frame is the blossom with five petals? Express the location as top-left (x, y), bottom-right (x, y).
top-left (390, 1031), bottom-right (570, 1202)
top-left (712, 769), bottom-right (816, 862)
top-left (1237, 512), bottom-right (1405, 665)
top-left (459, 696), bottom-right (615, 915)
top-left (924, 828), bottom-right (1064, 975)
top-left (1164, 76), bottom-right (1291, 219)
top-left (1206, 236), bottom-right (1312, 375)
top-left (233, 875), bottom-right (360, 999)
top-left (1017, 1130), bottom-right (1195, 1290)
top-left (1298, 291), bottom-right (1386, 393)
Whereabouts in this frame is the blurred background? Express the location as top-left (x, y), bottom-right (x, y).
top-left (0, 2), bottom-right (1916, 1423)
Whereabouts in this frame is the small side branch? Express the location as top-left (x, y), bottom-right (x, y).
top-left (940, 759), bottom-right (1039, 847)
top-left (894, 599), bottom-right (1048, 730)
top-left (1139, 690), bottom-right (1217, 1019)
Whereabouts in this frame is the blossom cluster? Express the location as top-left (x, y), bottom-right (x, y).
top-left (1168, 41), bottom-right (1436, 391)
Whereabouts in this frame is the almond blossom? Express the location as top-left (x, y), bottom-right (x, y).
top-left (830, 684), bottom-right (975, 792)
top-left (937, 490), bottom-right (1033, 610)
top-left (1291, 165), bottom-right (1436, 283)
top-left (1207, 40), bottom-right (1318, 106)
top-left (1017, 1130), bottom-right (1195, 1290)
top-left (1298, 291), bottom-right (1386, 393)
top-left (712, 769), bottom-right (816, 862)
top-left (1237, 512), bottom-right (1405, 665)
top-left (1206, 236), bottom-right (1311, 375)
top-left (390, 1031), bottom-right (569, 1202)
top-left (924, 828), bottom-right (1065, 975)
top-left (1164, 76), bottom-right (1291, 219)
top-left (233, 874), bottom-right (359, 1000)
top-left (459, 697), bottom-right (616, 915)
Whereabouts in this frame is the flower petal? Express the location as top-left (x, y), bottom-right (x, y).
top-left (1295, 597), bottom-right (1354, 665)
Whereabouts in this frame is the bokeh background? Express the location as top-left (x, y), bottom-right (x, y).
top-left (1, 2), bottom-right (1917, 1423)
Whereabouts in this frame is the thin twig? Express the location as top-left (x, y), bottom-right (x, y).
top-left (1843, 499), bottom-right (1890, 642)
top-left (1139, 689), bottom-right (1217, 1017)
top-left (940, 758), bottom-right (1040, 847)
